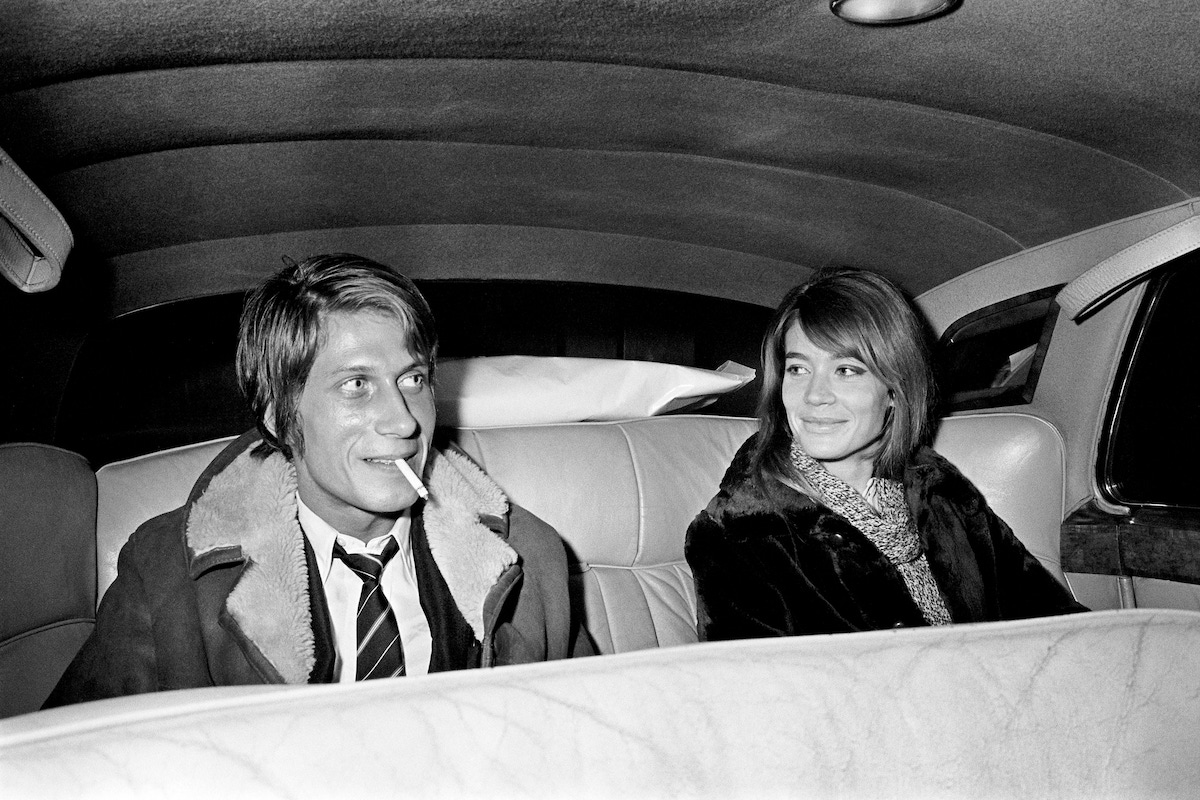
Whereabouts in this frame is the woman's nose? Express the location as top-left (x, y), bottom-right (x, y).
top-left (804, 372), bottom-right (835, 405)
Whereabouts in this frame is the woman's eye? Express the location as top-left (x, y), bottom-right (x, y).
top-left (836, 364), bottom-right (866, 377)
top-left (785, 363), bottom-right (807, 375)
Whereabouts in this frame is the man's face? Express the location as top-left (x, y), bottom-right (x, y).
top-left (291, 310), bottom-right (435, 541)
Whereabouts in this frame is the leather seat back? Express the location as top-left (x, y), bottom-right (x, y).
top-left (92, 412), bottom-right (1072, 659)
top-left (0, 443), bottom-right (96, 717)
top-left (452, 416), bottom-right (756, 652)
top-left (453, 411), bottom-right (1069, 652)
top-left (935, 412), bottom-right (1069, 585)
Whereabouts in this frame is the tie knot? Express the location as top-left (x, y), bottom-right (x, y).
top-left (333, 537), bottom-right (399, 584)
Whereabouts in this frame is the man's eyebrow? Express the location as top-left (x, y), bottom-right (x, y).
top-left (329, 363), bottom-right (375, 376)
top-left (329, 358), bottom-right (428, 376)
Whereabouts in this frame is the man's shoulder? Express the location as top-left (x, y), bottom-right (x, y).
top-left (505, 501), bottom-right (561, 550)
top-left (424, 445), bottom-right (567, 567)
top-left (426, 446), bottom-right (508, 518)
top-left (126, 505), bottom-right (188, 552)
top-left (104, 505), bottom-right (193, 596)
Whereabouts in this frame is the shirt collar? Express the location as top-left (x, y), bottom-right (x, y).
top-left (296, 493), bottom-right (412, 583)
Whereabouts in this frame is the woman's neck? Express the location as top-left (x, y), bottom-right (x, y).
top-left (820, 458), bottom-right (875, 495)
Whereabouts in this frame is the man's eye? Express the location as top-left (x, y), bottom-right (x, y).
top-left (399, 372), bottom-right (426, 390)
top-left (785, 363), bottom-right (808, 375)
top-left (341, 378), bottom-right (368, 393)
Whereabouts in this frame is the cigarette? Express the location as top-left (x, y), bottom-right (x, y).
top-left (394, 458), bottom-right (430, 500)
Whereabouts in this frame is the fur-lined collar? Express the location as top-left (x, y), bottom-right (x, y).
top-left (712, 434), bottom-right (973, 521)
top-left (184, 436), bottom-right (517, 684)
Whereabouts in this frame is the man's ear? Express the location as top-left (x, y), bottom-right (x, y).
top-left (263, 402), bottom-right (277, 438)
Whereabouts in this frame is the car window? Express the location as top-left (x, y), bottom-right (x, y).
top-left (1101, 254), bottom-right (1200, 510)
top-left (55, 281), bottom-right (771, 467)
top-left (936, 286), bottom-right (1061, 412)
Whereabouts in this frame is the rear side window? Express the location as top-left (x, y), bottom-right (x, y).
top-left (55, 281), bottom-right (771, 467)
top-left (936, 286), bottom-right (1061, 412)
top-left (1102, 254), bottom-right (1200, 509)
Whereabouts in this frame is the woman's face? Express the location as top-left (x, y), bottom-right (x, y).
top-left (781, 321), bottom-right (892, 490)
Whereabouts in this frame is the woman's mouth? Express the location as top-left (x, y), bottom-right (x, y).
top-left (801, 418), bottom-right (844, 432)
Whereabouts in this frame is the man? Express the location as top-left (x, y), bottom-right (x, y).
top-left (46, 254), bottom-right (590, 705)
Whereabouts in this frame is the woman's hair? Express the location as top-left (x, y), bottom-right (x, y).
top-left (751, 267), bottom-right (936, 488)
top-left (236, 253), bottom-right (438, 460)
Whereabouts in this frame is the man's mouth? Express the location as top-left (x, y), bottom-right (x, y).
top-left (364, 457), bottom-right (410, 466)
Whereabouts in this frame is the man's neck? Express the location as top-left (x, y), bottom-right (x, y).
top-left (296, 493), bottom-right (407, 545)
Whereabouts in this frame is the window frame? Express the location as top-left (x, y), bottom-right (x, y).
top-left (1097, 257), bottom-right (1200, 512)
top-left (936, 285), bottom-right (1062, 412)
top-left (1061, 253), bottom-right (1200, 590)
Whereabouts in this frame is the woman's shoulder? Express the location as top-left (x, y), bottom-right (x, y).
top-left (905, 446), bottom-right (986, 513)
top-left (692, 437), bottom-right (821, 540)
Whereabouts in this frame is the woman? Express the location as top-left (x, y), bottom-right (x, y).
top-left (685, 267), bottom-right (1086, 640)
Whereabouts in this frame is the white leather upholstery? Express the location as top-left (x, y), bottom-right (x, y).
top-left (934, 411), bottom-right (1069, 585)
top-left (95, 436), bottom-right (235, 603)
top-left (4, 609), bottom-right (1197, 797)
top-left (95, 411), bottom-right (1072, 654)
top-left (453, 416), bottom-right (756, 652)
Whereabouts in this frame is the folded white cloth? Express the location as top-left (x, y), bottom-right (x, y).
top-left (435, 356), bottom-right (755, 427)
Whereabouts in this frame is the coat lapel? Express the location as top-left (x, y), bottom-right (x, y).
top-left (185, 442), bottom-right (314, 685)
top-left (182, 438), bottom-right (517, 684)
top-left (422, 448), bottom-right (518, 643)
top-left (304, 535), bottom-right (338, 682)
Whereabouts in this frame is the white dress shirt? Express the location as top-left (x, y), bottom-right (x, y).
top-left (297, 495), bottom-right (433, 681)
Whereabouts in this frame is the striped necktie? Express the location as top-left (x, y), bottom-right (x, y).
top-left (332, 538), bottom-right (405, 680)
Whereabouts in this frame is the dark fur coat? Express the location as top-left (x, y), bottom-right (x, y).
top-left (686, 436), bottom-right (1087, 640)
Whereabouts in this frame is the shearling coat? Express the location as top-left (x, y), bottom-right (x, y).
top-left (46, 432), bottom-right (590, 707)
top-left (686, 436), bottom-right (1086, 640)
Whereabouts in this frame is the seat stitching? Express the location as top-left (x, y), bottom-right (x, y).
top-left (616, 422), bottom-right (645, 565)
top-left (590, 569), bottom-right (618, 653)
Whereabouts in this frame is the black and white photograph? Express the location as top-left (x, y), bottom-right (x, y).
top-left (2, 1), bottom-right (1198, 796)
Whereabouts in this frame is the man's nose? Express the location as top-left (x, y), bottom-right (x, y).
top-left (375, 387), bottom-right (420, 437)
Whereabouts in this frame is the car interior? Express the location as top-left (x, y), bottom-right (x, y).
top-left (1, 0), bottom-right (1198, 796)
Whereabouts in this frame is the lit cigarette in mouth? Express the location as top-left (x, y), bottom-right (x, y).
top-left (394, 458), bottom-right (430, 500)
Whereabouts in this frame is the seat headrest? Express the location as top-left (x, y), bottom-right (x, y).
top-left (0, 443), bottom-right (96, 638)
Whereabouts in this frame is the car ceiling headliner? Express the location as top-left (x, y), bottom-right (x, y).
top-left (1, 0), bottom-right (1196, 312)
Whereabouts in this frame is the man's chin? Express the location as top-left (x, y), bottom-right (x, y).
top-left (363, 490), bottom-right (421, 516)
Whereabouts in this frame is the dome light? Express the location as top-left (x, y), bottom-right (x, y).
top-left (830, 0), bottom-right (961, 25)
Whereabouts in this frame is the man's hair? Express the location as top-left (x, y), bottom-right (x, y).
top-left (236, 253), bottom-right (438, 459)
top-left (751, 266), bottom-right (936, 488)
